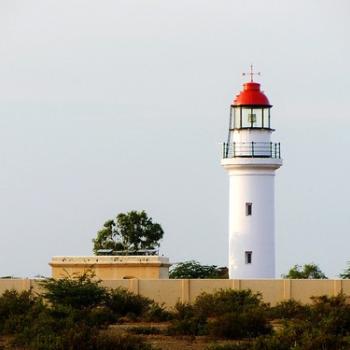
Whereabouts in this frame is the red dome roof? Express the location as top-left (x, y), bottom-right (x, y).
top-left (233, 82), bottom-right (271, 107)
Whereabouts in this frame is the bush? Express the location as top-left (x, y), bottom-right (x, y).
top-left (143, 302), bottom-right (172, 322)
top-left (194, 289), bottom-right (266, 318)
top-left (167, 302), bottom-right (206, 336)
top-left (12, 315), bottom-right (94, 350)
top-left (269, 299), bottom-right (310, 320)
top-left (308, 294), bottom-right (350, 336)
top-left (106, 287), bottom-right (152, 318)
top-left (167, 290), bottom-right (270, 338)
top-left (0, 276), bottom-right (162, 350)
top-left (40, 272), bottom-right (107, 310)
top-left (0, 289), bottom-right (45, 335)
top-left (172, 302), bottom-right (195, 320)
top-left (269, 319), bottom-right (350, 350)
top-left (208, 309), bottom-right (272, 339)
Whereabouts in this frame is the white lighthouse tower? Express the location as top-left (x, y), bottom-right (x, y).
top-left (221, 67), bottom-right (282, 279)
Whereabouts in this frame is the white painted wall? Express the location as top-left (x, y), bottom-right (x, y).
top-left (222, 158), bottom-right (282, 279)
top-left (232, 129), bottom-right (272, 144)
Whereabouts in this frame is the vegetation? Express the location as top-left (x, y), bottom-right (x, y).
top-left (205, 294), bottom-right (350, 349)
top-left (2, 275), bottom-right (350, 349)
top-left (92, 210), bottom-right (164, 255)
top-left (282, 263), bottom-right (327, 279)
top-left (168, 289), bottom-right (271, 339)
top-left (340, 261), bottom-right (350, 279)
top-left (169, 260), bottom-right (228, 279)
top-left (0, 273), bottom-right (164, 349)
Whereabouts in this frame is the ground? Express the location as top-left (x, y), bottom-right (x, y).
top-left (0, 322), bottom-right (243, 350)
top-left (108, 322), bottom-right (241, 350)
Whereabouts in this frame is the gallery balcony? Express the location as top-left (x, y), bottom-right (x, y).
top-left (222, 142), bottom-right (281, 159)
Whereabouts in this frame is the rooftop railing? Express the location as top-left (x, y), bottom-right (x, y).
top-left (222, 142), bottom-right (281, 159)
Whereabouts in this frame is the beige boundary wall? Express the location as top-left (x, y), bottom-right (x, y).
top-left (1, 279), bottom-right (349, 307)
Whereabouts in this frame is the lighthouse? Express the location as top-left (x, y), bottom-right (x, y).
top-left (221, 67), bottom-right (282, 279)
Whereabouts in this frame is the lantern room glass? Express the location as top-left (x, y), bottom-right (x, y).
top-left (231, 106), bottom-right (271, 129)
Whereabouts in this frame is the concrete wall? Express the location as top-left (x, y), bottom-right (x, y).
top-left (1, 279), bottom-right (350, 307)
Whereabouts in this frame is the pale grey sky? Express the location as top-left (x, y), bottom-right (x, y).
top-left (0, 0), bottom-right (349, 278)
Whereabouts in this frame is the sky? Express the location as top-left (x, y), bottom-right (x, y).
top-left (0, 0), bottom-right (349, 278)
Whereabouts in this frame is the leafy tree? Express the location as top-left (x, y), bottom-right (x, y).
top-left (92, 210), bottom-right (164, 255)
top-left (339, 262), bottom-right (350, 279)
top-left (169, 260), bottom-right (228, 279)
top-left (282, 263), bottom-right (327, 279)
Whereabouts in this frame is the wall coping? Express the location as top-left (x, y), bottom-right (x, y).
top-left (50, 255), bottom-right (171, 267)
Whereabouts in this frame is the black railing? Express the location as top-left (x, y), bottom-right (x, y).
top-left (222, 142), bottom-right (281, 159)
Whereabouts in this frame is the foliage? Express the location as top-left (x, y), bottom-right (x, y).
top-left (194, 289), bottom-right (266, 318)
top-left (208, 309), bottom-right (272, 339)
top-left (0, 289), bottom-right (45, 334)
top-left (269, 299), bottom-right (310, 320)
top-left (105, 287), bottom-right (152, 318)
top-left (40, 272), bottom-right (108, 310)
top-left (340, 261), bottom-right (350, 279)
top-left (169, 260), bottom-right (228, 279)
top-left (143, 302), bottom-right (172, 322)
top-left (168, 290), bottom-right (270, 338)
top-left (4, 279), bottom-right (350, 348)
top-left (282, 263), bottom-right (327, 279)
top-left (93, 210), bottom-right (164, 254)
top-left (0, 275), bottom-right (161, 350)
top-left (167, 302), bottom-right (207, 336)
top-left (308, 294), bottom-right (350, 336)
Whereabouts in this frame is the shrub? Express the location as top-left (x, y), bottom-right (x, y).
top-left (105, 287), bottom-right (152, 318)
top-left (269, 299), bottom-right (310, 320)
top-left (0, 289), bottom-right (45, 335)
top-left (308, 294), bottom-right (350, 336)
top-left (272, 319), bottom-right (350, 350)
top-left (167, 317), bottom-right (207, 336)
top-left (40, 272), bottom-right (108, 310)
top-left (167, 302), bottom-right (206, 336)
top-left (208, 309), bottom-right (272, 339)
top-left (0, 276), bottom-right (162, 350)
top-left (143, 302), bottom-right (172, 322)
top-left (194, 289), bottom-right (266, 318)
top-left (172, 302), bottom-right (195, 320)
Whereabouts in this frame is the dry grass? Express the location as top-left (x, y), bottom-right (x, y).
top-left (107, 322), bottom-right (243, 350)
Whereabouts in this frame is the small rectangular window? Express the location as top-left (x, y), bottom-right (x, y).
top-left (246, 202), bottom-right (252, 216)
top-left (245, 251), bottom-right (252, 264)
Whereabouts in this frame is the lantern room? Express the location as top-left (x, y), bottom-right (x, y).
top-left (223, 68), bottom-right (281, 160)
top-left (230, 82), bottom-right (272, 129)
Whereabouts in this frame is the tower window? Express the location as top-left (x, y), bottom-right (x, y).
top-left (245, 251), bottom-right (252, 264)
top-left (246, 202), bottom-right (252, 216)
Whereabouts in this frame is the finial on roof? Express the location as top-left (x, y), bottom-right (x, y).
top-left (242, 64), bottom-right (261, 82)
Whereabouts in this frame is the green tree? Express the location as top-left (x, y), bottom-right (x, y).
top-left (169, 260), bottom-right (228, 279)
top-left (339, 262), bottom-right (350, 279)
top-left (282, 263), bottom-right (327, 279)
top-left (93, 210), bottom-right (164, 255)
